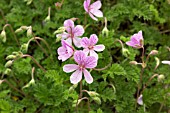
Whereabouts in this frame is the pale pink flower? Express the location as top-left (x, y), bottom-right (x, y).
top-left (57, 40), bottom-right (74, 62)
top-left (63, 51), bottom-right (97, 84)
top-left (84, 0), bottom-right (103, 21)
top-left (126, 30), bottom-right (144, 48)
top-left (81, 34), bottom-right (105, 59)
top-left (162, 61), bottom-right (170, 65)
top-left (137, 94), bottom-right (143, 105)
top-left (58, 19), bottom-right (84, 48)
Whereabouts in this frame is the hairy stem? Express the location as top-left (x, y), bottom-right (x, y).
top-left (32, 32), bottom-right (49, 57)
top-left (22, 54), bottom-right (46, 72)
top-left (136, 47), bottom-right (145, 107)
top-left (2, 79), bottom-right (26, 97)
top-left (76, 80), bottom-right (83, 112)
top-left (0, 9), bottom-right (8, 23)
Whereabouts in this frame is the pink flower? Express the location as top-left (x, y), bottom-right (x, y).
top-left (58, 19), bottom-right (84, 48)
top-left (63, 51), bottom-right (97, 84)
top-left (84, 0), bottom-right (103, 21)
top-left (81, 34), bottom-right (105, 59)
top-left (162, 61), bottom-right (170, 65)
top-left (126, 30), bottom-right (144, 48)
top-left (57, 40), bottom-right (74, 62)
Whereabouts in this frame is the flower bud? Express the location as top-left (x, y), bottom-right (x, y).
top-left (5, 60), bottom-right (13, 68)
top-left (149, 50), bottom-right (158, 56)
top-left (6, 55), bottom-right (16, 60)
top-left (72, 99), bottom-right (82, 107)
top-left (129, 61), bottom-right (138, 65)
top-left (22, 78), bottom-right (35, 89)
top-left (15, 28), bottom-right (23, 33)
top-left (154, 57), bottom-right (160, 70)
top-left (102, 26), bottom-right (109, 37)
top-left (21, 43), bottom-right (29, 53)
top-left (122, 48), bottom-right (130, 57)
top-left (26, 0), bottom-right (33, 5)
top-left (4, 68), bottom-right (12, 75)
top-left (157, 74), bottom-right (165, 82)
top-left (0, 30), bottom-right (6, 43)
top-left (0, 80), bottom-right (4, 85)
top-left (92, 97), bottom-right (101, 105)
top-left (44, 15), bottom-right (50, 23)
top-left (69, 84), bottom-right (78, 93)
top-left (56, 34), bottom-right (62, 43)
top-left (54, 27), bottom-right (66, 35)
top-left (87, 91), bottom-right (100, 97)
top-left (142, 63), bottom-right (147, 68)
top-left (137, 94), bottom-right (143, 105)
top-left (27, 26), bottom-right (32, 38)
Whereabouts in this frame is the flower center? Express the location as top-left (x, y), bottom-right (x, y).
top-left (88, 46), bottom-right (94, 50)
top-left (79, 64), bottom-right (85, 70)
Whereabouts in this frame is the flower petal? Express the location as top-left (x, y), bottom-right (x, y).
top-left (90, 50), bottom-right (98, 60)
top-left (94, 44), bottom-right (105, 51)
top-left (63, 64), bottom-right (79, 73)
top-left (70, 69), bottom-right (82, 84)
top-left (89, 13), bottom-right (98, 21)
top-left (89, 34), bottom-right (98, 45)
top-left (84, 0), bottom-right (91, 12)
top-left (73, 25), bottom-right (84, 36)
top-left (73, 37), bottom-right (82, 48)
top-left (81, 37), bottom-right (90, 48)
top-left (85, 55), bottom-right (97, 68)
top-left (74, 51), bottom-right (86, 65)
top-left (162, 61), bottom-right (170, 65)
top-left (83, 69), bottom-right (93, 84)
top-left (126, 41), bottom-right (136, 48)
top-left (65, 38), bottom-right (72, 46)
top-left (91, 9), bottom-right (103, 17)
top-left (90, 0), bottom-right (101, 10)
top-left (83, 48), bottom-right (90, 56)
top-left (64, 19), bottom-right (74, 33)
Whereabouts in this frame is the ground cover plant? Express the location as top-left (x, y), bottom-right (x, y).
top-left (0, 0), bottom-right (170, 113)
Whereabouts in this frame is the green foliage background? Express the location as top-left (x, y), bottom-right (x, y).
top-left (0, 0), bottom-right (170, 113)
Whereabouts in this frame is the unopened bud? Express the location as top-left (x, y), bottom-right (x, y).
top-left (22, 78), bottom-right (35, 89)
top-left (4, 68), bottom-right (12, 75)
top-left (87, 91), bottom-right (100, 97)
top-left (72, 99), bottom-right (82, 107)
top-left (27, 26), bottom-right (32, 38)
top-left (69, 84), bottom-right (78, 93)
top-left (92, 97), bottom-right (101, 105)
top-left (26, 0), bottom-right (33, 5)
top-left (70, 18), bottom-right (78, 22)
top-left (142, 63), bottom-right (147, 68)
top-left (5, 60), bottom-right (13, 68)
top-left (129, 61), bottom-right (138, 65)
top-left (56, 34), bottom-right (62, 42)
top-left (0, 30), bottom-right (6, 43)
top-left (21, 43), bottom-right (29, 53)
top-left (54, 27), bottom-right (66, 35)
top-left (158, 74), bottom-right (165, 82)
top-left (122, 48), bottom-right (130, 57)
top-left (15, 28), bottom-right (23, 33)
top-left (154, 57), bottom-right (160, 70)
top-left (137, 94), bottom-right (143, 105)
top-left (44, 15), bottom-right (50, 23)
top-left (149, 50), bottom-right (158, 56)
top-left (0, 80), bottom-right (4, 85)
top-left (102, 26), bottom-right (109, 37)
top-left (6, 55), bottom-right (16, 60)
